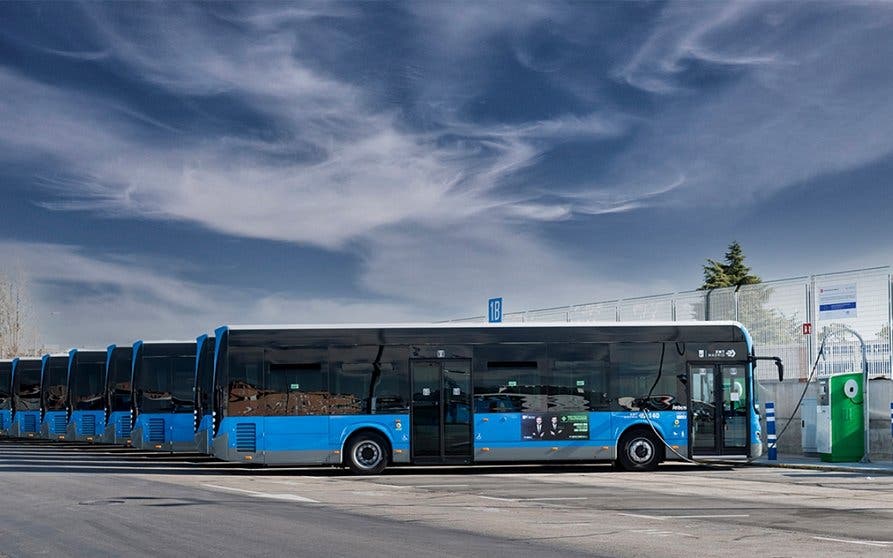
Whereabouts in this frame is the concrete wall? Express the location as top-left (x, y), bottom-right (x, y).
top-left (758, 378), bottom-right (893, 460)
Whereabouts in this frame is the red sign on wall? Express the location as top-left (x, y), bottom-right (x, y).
top-left (802, 323), bottom-right (812, 335)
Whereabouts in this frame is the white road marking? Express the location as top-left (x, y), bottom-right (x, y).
top-left (618, 513), bottom-right (749, 521)
top-left (518, 497), bottom-right (588, 501)
top-left (202, 483), bottom-right (318, 503)
top-left (478, 495), bottom-right (516, 502)
top-left (671, 514), bottom-right (750, 519)
top-left (813, 536), bottom-right (891, 547)
top-left (619, 513), bottom-right (664, 520)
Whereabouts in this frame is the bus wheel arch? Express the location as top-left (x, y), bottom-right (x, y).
top-left (616, 426), bottom-right (663, 472)
top-left (343, 428), bottom-right (391, 475)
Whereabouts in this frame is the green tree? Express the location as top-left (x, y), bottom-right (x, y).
top-left (700, 241), bottom-right (761, 290)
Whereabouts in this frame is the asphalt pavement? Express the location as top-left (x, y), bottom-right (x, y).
top-left (2, 439), bottom-right (893, 557)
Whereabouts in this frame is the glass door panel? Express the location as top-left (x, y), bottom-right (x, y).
top-left (443, 362), bottom-right (471, 458)
top-left (411, 362), bottom-right (441, 459)
top-left (722, 365), bottom-right (747, 450)
top-left (690, 366), bottom-right (718, 453)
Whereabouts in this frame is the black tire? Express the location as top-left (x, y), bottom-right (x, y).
top-left (346, 432), bottom-right (389, 475)
top-left (617, 429), bottom-right (662, 471)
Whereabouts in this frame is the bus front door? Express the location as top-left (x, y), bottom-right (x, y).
top-left (688, 364), bottom-right (749, 458)
top-left (410, 360), bottom-right (472, 464)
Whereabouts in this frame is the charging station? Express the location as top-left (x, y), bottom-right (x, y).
top-left (815, 372), bottom-right (864, 462)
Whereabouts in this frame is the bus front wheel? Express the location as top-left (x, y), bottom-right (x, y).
top-left (617, 429), bottom-right (662, 472)
top-left (346, 432), bottom-right (389, 475)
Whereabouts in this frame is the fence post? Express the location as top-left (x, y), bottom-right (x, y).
top-left (766, 401), bottom-right (777, 461)
top-left (888, 272), bottom-right (892, 380)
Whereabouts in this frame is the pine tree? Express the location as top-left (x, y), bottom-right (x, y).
top-left (700, 241), bottom-right (761, 290)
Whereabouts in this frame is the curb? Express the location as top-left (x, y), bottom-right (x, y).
top-left (720, 460), bottom-right (893, 475)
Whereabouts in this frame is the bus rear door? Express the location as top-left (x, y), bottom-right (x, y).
top-left (688, 363), bottom-right (749, 458)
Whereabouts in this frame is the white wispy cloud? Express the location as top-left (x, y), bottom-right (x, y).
top-left (604, 1), bottom-right (893, 203)
top-left (2, 1), bottom-right (893, 344)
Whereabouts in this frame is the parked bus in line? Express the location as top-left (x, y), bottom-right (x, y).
top-left (0, 359), bottom-right (12, 436)
top-left (193, 334), bottom-right (215, 454)
top-left (66, 349), bottom-right (107, 442)
top-left (10, 357), bottom-right (42, 438)
top-left (40, 353), bottom-right (71, 440)
top-left (99, 344), bottom-right (134, 445)
top-left (208, 322), bottom-right (783, 474)
top-left (131, 340), bottom-right (197, 451)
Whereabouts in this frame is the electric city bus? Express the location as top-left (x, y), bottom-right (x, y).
top-left (99, 344), bottom-right (134, 445)
top-left (66, 349), bottom-right (107, 442)
top-left (209, 322), bottom-right (783, 474)
top-left (131, 340), bottom-right (198, 451)
top-left (10, 357), bottom-right (42, 438)
top-left (40, 353), bottom-right (71, 440)
top-left (0, 359), bottom-right (12, 436)
top-left (193, 334), bottom-right (215, 454)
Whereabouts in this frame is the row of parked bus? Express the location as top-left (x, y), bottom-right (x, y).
top-left (0, 339), bottom-right (209, 451)
top-left (0, 322), bottom-right (781, 474)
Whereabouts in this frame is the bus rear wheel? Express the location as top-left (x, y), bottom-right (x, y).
top-left (617, 429), bottom-right (662, 472)
top-left (346, 432), bottom-right (389, 475)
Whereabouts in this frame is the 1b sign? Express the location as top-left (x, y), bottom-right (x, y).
top-left (488, 297), bottom-right (503, 323)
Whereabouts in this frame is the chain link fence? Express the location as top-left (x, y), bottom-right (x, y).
top-left (452, 266), bottom-right (893, 381)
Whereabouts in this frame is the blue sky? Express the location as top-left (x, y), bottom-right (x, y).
top-left (0, 1), bottom-right (892, 348)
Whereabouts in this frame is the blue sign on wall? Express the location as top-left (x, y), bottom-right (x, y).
top-left (488, 297), bottom-right (503, 323)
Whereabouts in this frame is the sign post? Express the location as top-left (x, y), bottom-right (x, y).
top-left (766, 401), bottom-right (777, 461)
top-left (488, 297), bottom-right (503, 324)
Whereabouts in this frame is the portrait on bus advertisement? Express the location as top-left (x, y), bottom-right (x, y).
top-left (521, 413), bottom-right (589, 441)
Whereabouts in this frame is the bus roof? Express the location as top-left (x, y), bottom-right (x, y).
top-left (133, 339), bottom-right (197, 345)
top-left (219, 320), bottom-right (746, 332)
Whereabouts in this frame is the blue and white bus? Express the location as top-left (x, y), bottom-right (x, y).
top-left (66, 349), bottom-right (107, 442)
top-left (193, 334), bottom-right (215, 454)
top-left (209, 322), bottom-right (782, 474)
top-left (10, 357), bottom-right (42, 438)
top-left (40, 353), bottom-right (70, 440)
top-left (0, 359), bottom-right (12, 436)
top-left (131, 340), bottom-right (197, 451)
top-left (99, 344), bottom-right (134, 445)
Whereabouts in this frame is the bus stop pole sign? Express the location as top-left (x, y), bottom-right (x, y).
top-left (488, 297), bottom-right (503, 323)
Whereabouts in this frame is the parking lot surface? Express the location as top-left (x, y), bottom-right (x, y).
top-left (2, 440), bottom-right (893, 557)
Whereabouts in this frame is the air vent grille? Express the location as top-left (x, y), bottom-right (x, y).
top-left (53, 414), bottom-right (67, 434)
top-left (82, 414), bottom-right (96, 436)
top-left (23, 414), bottom-right (38, 433)
top-left (234, 423), bottom-right (257, 452)
top-left (119, 415), bottom-right (132, 437)
top-left (148, 418), bottom-right (165, 443)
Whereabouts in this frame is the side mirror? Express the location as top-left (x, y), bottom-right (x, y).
top-left (750, 356), bottom-right (784, 382)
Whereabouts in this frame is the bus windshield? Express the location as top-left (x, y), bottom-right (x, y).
top-left (70, 352), bottom-right (106, 411)
top-left (0, 362), bottom-right (12, 410)
top-left (42, 357), bottom-right (69, 411)
top-left (106, 347), bottom-right (133, 413)
top-left (14, 360), bottom-right (42, 411)
top-left (134, 344), bottom-right (195, 414)
top-left (195, 338), bottom-right (214, 418)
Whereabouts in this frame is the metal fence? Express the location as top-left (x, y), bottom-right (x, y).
top-left (453, 266), bottom-right (893, 381)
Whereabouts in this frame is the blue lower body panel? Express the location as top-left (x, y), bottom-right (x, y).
top-left (11, 411), bottom-right (41, 438)
top-left (100, 411), bottom-right (133, 445)
top-left (210, 411), bottom-right (694, 467)
top-left (0, 409), bottom-right (11, 436)
top-left (67, 410), bottom-right (105, 442)
top-left (132, 413), bottom-right (198, 452)
top-left (212, 414), bottom-right (410, 465)
top-left (40, 410), bottom-right (69, 440)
